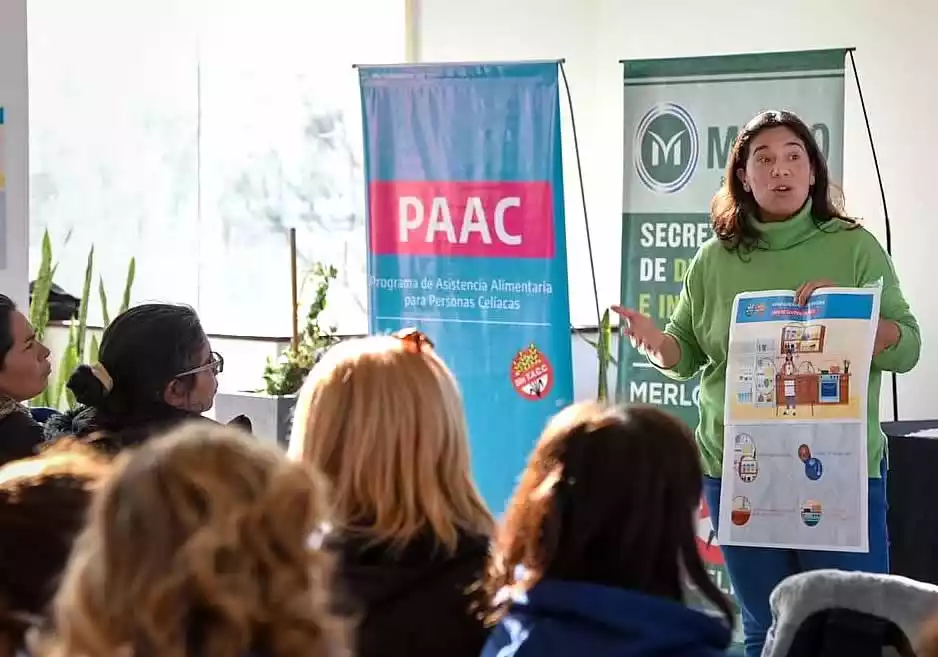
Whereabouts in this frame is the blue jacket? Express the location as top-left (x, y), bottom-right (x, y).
top-left (481, 579), bottom-right (731, 657)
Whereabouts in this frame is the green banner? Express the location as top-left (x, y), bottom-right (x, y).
top-left (616, 49), bottom-right (847, 648)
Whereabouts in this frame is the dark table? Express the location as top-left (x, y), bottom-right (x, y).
top-left (884, 420), bottom-right (938, 585)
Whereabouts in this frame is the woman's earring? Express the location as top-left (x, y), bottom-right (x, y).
top-left (743, 183), bottom-right (751, 192)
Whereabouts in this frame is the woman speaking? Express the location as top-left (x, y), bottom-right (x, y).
top-left (613, 110), bottom-right (920, 657)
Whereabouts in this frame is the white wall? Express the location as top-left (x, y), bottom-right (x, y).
top-left (418, 0), bottom-right (938, 421)
top-left (0, 0), bottom-right (29, 307)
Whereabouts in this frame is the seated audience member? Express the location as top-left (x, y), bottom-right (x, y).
top-left (0, 295), bottom-right (52, 465)
top-left (480, 402), bottom-right (734, 657)
top-left (0, 440), bottom-right (112, 657)
top-left (762, 569), bottom-right (938, 657)
top-left (37, 423), bottom-right (346, 657)
top-left (45, 304), bottom-right (222, 452)
top-left (289, 329), bottom-right (494, 657)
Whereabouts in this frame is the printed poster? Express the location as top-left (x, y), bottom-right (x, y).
top-left (718, 287), bottom-right (880, 552)
top-left (358, 62), bottom-right (574, 511)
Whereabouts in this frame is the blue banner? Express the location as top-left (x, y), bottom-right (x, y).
top-left (359, 62), bottom-right (573, 511)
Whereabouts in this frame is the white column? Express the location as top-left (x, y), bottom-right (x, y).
top-left (0, 0), bottom-right (29, 307)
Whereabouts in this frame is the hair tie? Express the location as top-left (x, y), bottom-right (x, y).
top-left (90, 363), bottom-right (114, 395)
top-left (393, 327), bottom-right (435, 353)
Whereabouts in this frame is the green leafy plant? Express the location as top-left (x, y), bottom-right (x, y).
top-left (91, 257), bottom-right (136, 363)
top-left (578, 309), bottom-right (618, 402)
top-left (28, 232), bottom-right (55, 344)
top-left (27, 230), bottom-right (136, 409)
top-left (50, 245), bottom-right (95, 409)
top-left (262, 263), bottom-right (340, 396)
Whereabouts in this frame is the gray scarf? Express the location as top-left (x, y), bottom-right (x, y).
top-left (763, 569), bottom-right (938, 657)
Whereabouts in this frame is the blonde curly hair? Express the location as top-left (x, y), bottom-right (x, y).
top-left (39, 422), bottom-right (347, 657)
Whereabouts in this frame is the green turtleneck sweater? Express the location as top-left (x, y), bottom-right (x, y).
top-left (658, 202), bottom-right (920, 478)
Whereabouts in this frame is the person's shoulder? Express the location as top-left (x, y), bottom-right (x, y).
top-left (0, 407), bottom-right (41, 431)
top-left (819, 218), bottom-right (890, 261)
top-left (697, 235), bottom-right (729, 259)
top-left (851, 222), bottom-right (888, 252)
top-left (456, 530), bottom-right (492, 560)
top-left (820, 217), bottom-right (881, 245)
top-left (0, 410), bottom-right (45, 464)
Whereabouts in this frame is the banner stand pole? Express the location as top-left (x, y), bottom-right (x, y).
top-left (353, 58), bottom-right (565, 70)
top-left (847, 48), bottom-right (899, 423)
top-left (558, 62), bottom-right (602, 331)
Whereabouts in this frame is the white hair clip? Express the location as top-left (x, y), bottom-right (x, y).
top-left (306, 521), bottom-right (333, 550)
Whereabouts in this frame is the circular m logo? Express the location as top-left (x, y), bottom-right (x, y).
top-left (635, 102), bottom-right (699, 194)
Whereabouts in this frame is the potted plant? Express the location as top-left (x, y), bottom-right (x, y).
top-left (214, 229), bottom-right (339, 447)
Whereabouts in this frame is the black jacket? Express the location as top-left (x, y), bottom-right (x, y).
top-left (44, 402), bottom-right (209, 454)
top-left (329, 530), bottom-right (490, 657)
top-left (0, 398), bottom-right (44, 466)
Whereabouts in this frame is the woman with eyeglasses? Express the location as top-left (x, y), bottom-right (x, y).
top-left (45, 304), bottom-right (226, 453)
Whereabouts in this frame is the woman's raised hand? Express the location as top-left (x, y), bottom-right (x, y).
top-left (610, 305), bottom-right (677, 368)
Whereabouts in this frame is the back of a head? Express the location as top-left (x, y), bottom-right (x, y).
top-left (289, 334), bottom-right (492, 551)
top-left (41, 423), bottom-right (345, 657)
top-left (0, 441), bottom-right (112, 649)
top-left (66, 303), bottom-right (205, 412)
top-left (484, 402), bottom-right (733, 625)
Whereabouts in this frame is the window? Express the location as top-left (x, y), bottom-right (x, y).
top-left (29, 0), bottom-right (405, 336)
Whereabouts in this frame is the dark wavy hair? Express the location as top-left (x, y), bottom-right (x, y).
top-left (710, 110), bottom-right (855, 252)
top-left (481, 402), bottom-right (734, 628)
